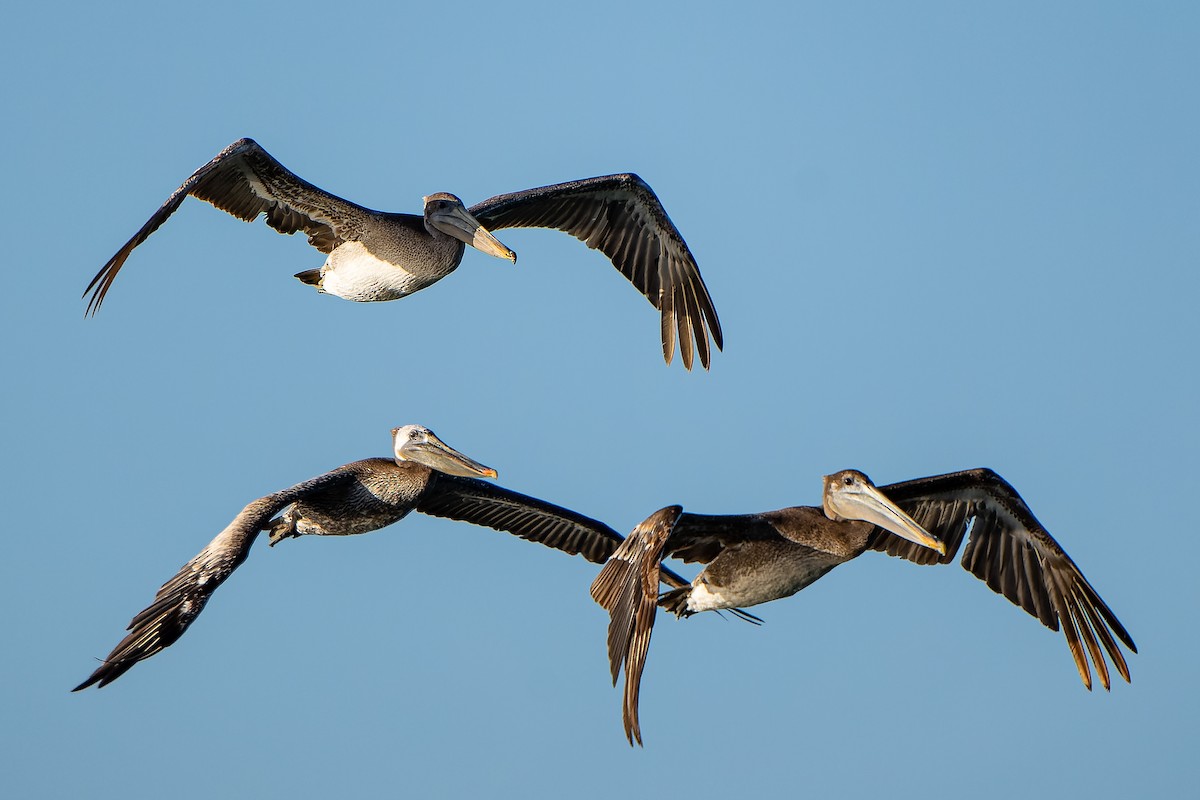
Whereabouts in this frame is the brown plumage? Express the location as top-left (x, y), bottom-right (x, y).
top-left (85, 138), bottom-right (722, 368)
top-left (592, 469), bottom-right (1136, 743)
top-left (73, 447), bottom-right (691, 691)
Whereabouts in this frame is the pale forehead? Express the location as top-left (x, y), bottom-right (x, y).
top-left (393, 424), bottom-right (430, 438)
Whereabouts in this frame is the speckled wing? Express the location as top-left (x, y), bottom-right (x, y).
top-left (867, 468), bottom-right (1137, 690)
top-left (85, 137), bottom-right (374, 314)
top-left (589, 506), bottom-right (682, 746)
top-left (470, 175), bottom-right (723, 370)
top-left (72, 467), bottom-right (360, 690)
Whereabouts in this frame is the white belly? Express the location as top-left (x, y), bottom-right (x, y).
top-left (686, 579), bottom-right (732, 613)
top-left (318, 241), bottom-right (445, 302)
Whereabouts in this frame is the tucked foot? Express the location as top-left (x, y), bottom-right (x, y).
top-left (267, 517), bottom-right (299, 547)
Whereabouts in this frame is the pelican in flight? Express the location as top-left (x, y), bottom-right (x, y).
top-left (74, 424), bottom-right (690, 690)
top-left (592, 469), bottom-right (1137, 745)
top-left (84, 138), bottom-right (722, 369)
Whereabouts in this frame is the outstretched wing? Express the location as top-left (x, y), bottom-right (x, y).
top-left (72, 467), bottom-right (359, 690)
top-left (416, 473), bottom-right (689, 588)
top-left (85, 138), bottom-right (374, 314)
top-left (589, 506), bottom-right (682, 746)
top-left (868, 468), bottom-right (1137, 690)
top-left (470, 175), bottom-right (722, 370)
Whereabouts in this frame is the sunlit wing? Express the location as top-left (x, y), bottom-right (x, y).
top-left (86, 138), bottom-right (373, 314)
top-left (589, 506), bottom-right (682, 745)
top-left (72, 468), bottom-right (360, 689)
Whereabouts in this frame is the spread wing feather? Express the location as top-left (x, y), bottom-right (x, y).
top-left (86, 138), bottom-right (374, 314)
top-left (72, 468), bottom-right (360, 689)
top-left (470, 175), bottom-right (722, 369)
top-left (589, 506), bottom-right (682, 745)
top-left (867, 468), bottom-right (1136, 689)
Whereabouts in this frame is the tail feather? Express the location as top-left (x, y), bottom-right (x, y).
top-left (658, 586), bottom-right (693, 618)
top-left (294, 268), bottom-right (322, 287)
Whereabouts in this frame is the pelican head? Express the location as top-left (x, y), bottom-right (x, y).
top-left (391, 424), bottom-right (498, 479)
top-left (422, 193), bottom-right (517, 262)
top-left (822, 469), bottom-right (946, 555)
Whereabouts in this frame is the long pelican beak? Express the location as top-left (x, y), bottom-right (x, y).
top-left (426, 200), bottom-right (517, 263)
top-left (396, 429), bottom-right (498, 479)
top-left (824, 474), bottom-right (945, 555)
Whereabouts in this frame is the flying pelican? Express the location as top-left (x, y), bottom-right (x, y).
top-left (591, 469), bottom-right (1137, 745)
top-left (73, 424), bottom-right (691, 691)
top-left (84, 138), bottom-right (722, 369)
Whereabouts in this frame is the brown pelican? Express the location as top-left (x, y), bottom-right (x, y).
top-left (84, 138), bottom-right (722, 369)
top-left (73, 424), bottom-right (690, 691)
top-left (592, 469), bottom-right (1137, 745)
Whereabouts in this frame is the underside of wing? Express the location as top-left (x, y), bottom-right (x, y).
top-left (415, 473), bottom-right (628, 565)
top-left (86, 138), bottom-right (375, 314)
top-left (470, 175), bottom-right (722, 369)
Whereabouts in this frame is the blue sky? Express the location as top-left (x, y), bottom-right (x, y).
top-left (3, 2), bottom-right (1196, 797)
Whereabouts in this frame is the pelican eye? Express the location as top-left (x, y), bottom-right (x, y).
top-left (842, 474), bottom-right (855, 486)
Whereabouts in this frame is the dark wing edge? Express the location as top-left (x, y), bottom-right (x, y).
top-left (470, 174), bottom-right (722, 370)
top-left (869, 468), bottom-right (1136, 690)
top-left (85, 138), bottom-right (372, 315)
top-left (72, 467), bottom-right (360, 690)
top-left (415, 473), bottom-right (627, 564)
top-left (589, 506), bottom-right (682, 746)
top-left (416, 474), bottom-right (691, 588)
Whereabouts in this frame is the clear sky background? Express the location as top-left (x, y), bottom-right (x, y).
top-left (3, 2), bottom-right (1196, 797)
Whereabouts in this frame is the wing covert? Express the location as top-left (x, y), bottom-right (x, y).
top-left (86, 138), bottom-right (373, 314)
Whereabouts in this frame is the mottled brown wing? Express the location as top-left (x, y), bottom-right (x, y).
top-left (470, 175), bottom-right (722, 370)
top-left (869, 468), bottom-right (1136, 690)
top-left (589, 506), bottom-right (682, 745)
top-left (72, 467), bottom-right (360, 690)
top-left (85, 138), bottom-right (374, 314)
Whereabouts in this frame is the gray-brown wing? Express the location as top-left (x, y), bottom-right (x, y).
top-left (868, 468), bottom-right (1136, 690)
top-left (664, 512), bottom-right (787, 564)
top-left (470, 175), bottom-right (722, 370)
top-left (85, 137), bottom-right (374, 314)
top-left (72, 467), bottom-right (360, 690)
top-left (589, 506), bottom-right (682, 746)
